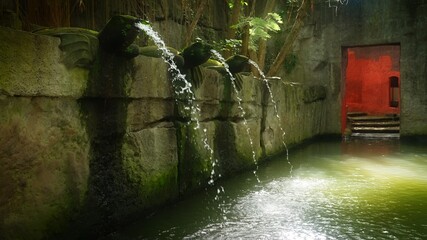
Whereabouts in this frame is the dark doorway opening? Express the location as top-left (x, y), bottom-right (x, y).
top-left (342, 45), bottom-right (401, 138)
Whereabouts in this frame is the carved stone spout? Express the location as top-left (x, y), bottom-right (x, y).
top-left (98, 15), bottom-right (143, 58)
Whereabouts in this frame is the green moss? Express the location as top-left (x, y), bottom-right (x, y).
top-left (219, 75), bottom-right (233, 117)
top-left (69, 68), bottom-right (90, 96)
top-left (175, 121), bottom-right (211, 193)
top-left (0, 98), bottom-right (90, 240)
top-left (214, 121), bottom-right (253, 175)
top-left (121, 135), bottom-right (178, 208)
top-left (4, 187), bottom-right (81, 239)
top-left (136, 168), bottom-right (178, 207)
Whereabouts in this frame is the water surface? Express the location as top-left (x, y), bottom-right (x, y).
top-left (116, 138), bottom-right (427, 239)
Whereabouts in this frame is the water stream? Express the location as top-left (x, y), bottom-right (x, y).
top-left (248, 59), bottom-right (293, 175)
top-left (113, 138), bottom-right (427, 239)
top-left (135, 23), bottom-right (224, 205)
top-left (210, 50), bottom-right (260, 182)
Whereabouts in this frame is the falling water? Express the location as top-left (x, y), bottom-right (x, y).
top-left (136, 23), bottom-right (214, 174)
top-left (210, 50), bottom-right (260, 183)
top-left (248, 59), bottom-right (293, 175)
top-left (135, 23), bottom-right (193, 109)
top-left (135, 23), bottom-right (225, 209)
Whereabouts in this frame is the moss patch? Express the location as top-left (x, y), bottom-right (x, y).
top-left (0, 97), bottom-right (89, 240)
top-left (175, 121), bottom-right (212, 194)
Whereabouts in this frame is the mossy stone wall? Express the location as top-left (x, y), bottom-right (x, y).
top-left (0, 26), bottom-right (329, 239)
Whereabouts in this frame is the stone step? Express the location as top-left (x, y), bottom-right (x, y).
top-left (350, 133), bottom-right (400, 138)
top-left (351, 121), bottom-right (400, 127)
top-left (348, 115), bottom-right (399, 122)
top-left (346, 112), bottom-right (400, 138)
top-left (351, 126), bottom-right (400, 133)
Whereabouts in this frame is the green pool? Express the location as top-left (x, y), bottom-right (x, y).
top-left (115, 138), bottom-right (427, 239)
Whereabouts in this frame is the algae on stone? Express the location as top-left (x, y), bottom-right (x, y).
top-left (0, 97), bottom-right (90, 240)
top-left (0, 27), bottom-right (89, 97)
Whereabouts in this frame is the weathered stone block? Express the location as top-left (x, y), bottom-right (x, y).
top-left (176, 121), bottom-right (216, 193)
top-left (126, 99), bottom-right (175, 132)
top-left (130, 55), bottom-right (173, 99)
top-left (122, 127), bottom-right (179, 208)
top-left (0, 27), bottom-right (88, 97)
top-left (214, 119), bottom-right (262, 177)
top-left (194, 69), bottom-right (222, 121)
top-left (0, 97), bottom-right (89, 239)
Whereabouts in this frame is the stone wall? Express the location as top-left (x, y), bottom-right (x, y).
top-left (0, 28), bottom-right (90, 239)
top-left (287, 0), bottom-right (427, 135)
top-left (0, 26), bottom-right (329, 239)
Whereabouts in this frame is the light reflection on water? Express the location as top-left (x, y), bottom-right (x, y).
top-left (116, 138), bottom-right (427, 240)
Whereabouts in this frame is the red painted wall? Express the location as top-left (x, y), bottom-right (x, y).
top-left (342, 45), bottom-right (400, 132)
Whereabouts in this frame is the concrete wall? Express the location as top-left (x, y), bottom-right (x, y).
top-left (0, 26), bottom-right (329, 239)
top-left (287, 0), bottom-right (427, 135)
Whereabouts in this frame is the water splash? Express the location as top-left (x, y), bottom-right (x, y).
top-left (248, 60), bottom-right (293, 176)
top-left (135, 23), bottom-right (220, 186)
top-left (210, 50), bottom-right (260, 183)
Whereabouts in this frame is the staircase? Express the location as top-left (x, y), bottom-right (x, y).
top-left (347, 112), bottom-right (400, 138)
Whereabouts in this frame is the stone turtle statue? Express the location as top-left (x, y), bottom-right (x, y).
top-left (206, 54), bottom-right (251, 91)
top-left (34, 27), bottom-right (99, 68)
top-left (139, 40), bottom-right (213, 89)
top-left (34, 15), bottom-right (146, 69)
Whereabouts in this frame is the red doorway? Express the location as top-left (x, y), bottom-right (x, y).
top-left (342, 45), bottom-right (401, 134)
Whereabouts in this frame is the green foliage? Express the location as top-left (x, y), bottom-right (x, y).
top-left (227, 0), bottom-right (248, 9)
top-left (231, 12), bottom-right (283, 51)
top-left (249, 13), bottom-right (282, 40)
top-left (212, 39), bottom-right (242, 55)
